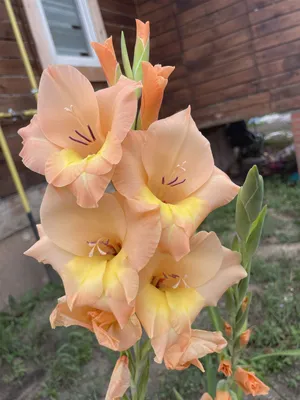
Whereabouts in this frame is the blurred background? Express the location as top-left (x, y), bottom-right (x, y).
top-left (0, 0), bottom-right (300, 399)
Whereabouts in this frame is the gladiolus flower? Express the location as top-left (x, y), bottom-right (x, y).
top-left (218, 359), bottom-right (232, 377)
top-left (139, 62), bottom-right (175, 130)
top-left (240, 329), bottom-right (251, 346)
top-left (113, 108), bottom-right (239, 260)
top-left (92, 37), bottom-right (121, 86)
top-left (224, 322), bottom-right (232, 338)
top-left (200, 391), bottom-right (232, 400)
top-left (25, 185), bottom-right (161, 327)
top-left (50, 296), bottom-right (141, 351)
top-left (105, 355), bottom-right (130, 400)
top-left (164, 330), bottom-right (227, 371)
top-left (19, 66), bottom-right (140, 208)
top-left (135, 231), bottom-right (246, 361)
top-left (234, 367), bottom-right (270, 396)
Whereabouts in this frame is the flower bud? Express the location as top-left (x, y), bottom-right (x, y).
top-left (240, 329), bottom-right (251, 346)
top-left (224, 321), bottom-right (232, 338)
top-left (218, 359), bottom-right (232, 377)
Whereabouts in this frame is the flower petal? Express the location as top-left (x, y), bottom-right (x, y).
top-left (92, 37), bottom-right (120, 86)
top-left (19, 115), bottom-right (59, 175)
top-left (69, 169), bottom-right (114, 208)
top-left (194, 167), bottom-right (240, 216)
top-left (113, 129), bottom-right (148, 198)
top-left (105, 356), bottom-right (130, 400)
top-left (41, 185), bottom-right (126, 256)
top-left (95, 77), bottom-right (141, 165)
top-left (38, 65), bottom-right (100, 157)
top-left (122, 198), bottom-right (161, 271)
top-left (50, 295), bottom-right (94, 331)
top-left (45, 148), bottom-right (86, 186)
top-left (140, 61), bottom-right (174, 130)
top-left (142, 108), bottom-right (214, 203)
top-left (93, 313), bottom-right (142, 351)
top-left (198, 247), bottom-right (247, 306)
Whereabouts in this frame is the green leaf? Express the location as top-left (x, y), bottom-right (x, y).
top-left (140, 339), bottom-right (152, 360)
top-left (204, 355), bottom-right (217, 397)
top-left (138, 355), bottom-right (150, 400)
top-left (236, 190), bottom-right (251, 241)
top-left (133, 39), bottom-right (150, 81)
top-left (231, 234), bottom-right (240, 252)
top-left (173, 389), bottom-right (184, 400)
top-left (217, 379), bottom-right (230, 391)
top-left (236, 292), bottom-right (252, 333)
top-left (229, 391), bottom-right (239, 400)
top-left (251, 349), bottom-right (300, 362)
top-left (246, 205), bottom-right (267, 256)
top-left (121, 31), bottom-right (133, 79)
top-left (236, 166), bottom-right (264, 241)
top-left (240, 165), bottom-right (264, 223)
top-left (207, 306), bottom-right (223, 332)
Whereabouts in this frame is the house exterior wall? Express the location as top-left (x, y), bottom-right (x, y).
top-left (135, 0), bottom-right (300, 128)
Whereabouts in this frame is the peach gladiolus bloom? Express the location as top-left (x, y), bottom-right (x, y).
top-left (135, 231), bottom-right (246, 361)
top-left (113, 108), bottom-right (239, 260)
top-left (234, 367), bottom-right (270, 396)
top-left (25, 185), bottom-right (161, 327)
top-left (19, 66), bottom-right (140, 208)
top-left (218, 359), bottom-right (232, 377)
top-left (136, 19), bottom-right (150, 47)
top-left (200, 391), bottom-right (231, 400)
top-left (50, 296), bottom-right (141, 351)
top-left (92, 37), bottom-right (121, 86)
top-left (164, 330), bottom-right (226, 371)
top-left (140, 62), bottom-right (175, 130)
top-left (105, 355), bottom-right (130, 400)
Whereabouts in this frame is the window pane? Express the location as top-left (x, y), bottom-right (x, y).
top-left (41, 0), bottom-right (91, 57)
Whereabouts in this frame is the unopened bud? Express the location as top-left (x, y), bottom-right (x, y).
top-left (218, 359), bottom-right (232, 377)
top-left (241, 296), bottom-right (249, 312)
top-left (240, 329), bottom-right (251, 346)
top-left (224, 322), bottom-right (232, 338)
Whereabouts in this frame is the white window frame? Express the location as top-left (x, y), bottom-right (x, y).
top-left (22, 0), bottom-right (107, 80)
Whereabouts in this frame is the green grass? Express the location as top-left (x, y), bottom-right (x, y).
top-left (1, 176), bottom-right (300, 399)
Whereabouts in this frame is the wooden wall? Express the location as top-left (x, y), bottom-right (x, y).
top-left (135, 0), bottom-right (300, 128)
top-left (0, 0), bottom-right (137, 197)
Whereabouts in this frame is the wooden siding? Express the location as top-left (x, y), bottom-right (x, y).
top-left (0, 0), bottom-right (137, 197)
top-left (136, 0), bottom-right (300, 128)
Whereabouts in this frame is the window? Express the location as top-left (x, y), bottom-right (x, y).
top-left (22, 0), bottom-right (107, 81)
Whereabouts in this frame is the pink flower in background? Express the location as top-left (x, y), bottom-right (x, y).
top-left (19, 65), bottom-right (140, 208)
top-left (114, 108), bottom-right (239, 260)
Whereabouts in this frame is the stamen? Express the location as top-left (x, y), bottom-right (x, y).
top-left (75, 130), bottom-right (92, 143)
top-left (88, 125), bottom-right (96, 141)
top-left (64, 105), bottom-right (73, 113)
top-left (170, 178), bottom-right (186, 187)
top-left (162, 176), bottom-right (165, 184)
top-left (69, 136), bottom-right (88, 146)
top-left (167, 176), bottom-right (178, 185)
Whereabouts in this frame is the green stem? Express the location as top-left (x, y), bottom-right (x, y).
top-left (129, 340), bottom-right (152, 400)
top-left (208, 306), bottom-right (221, 331)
